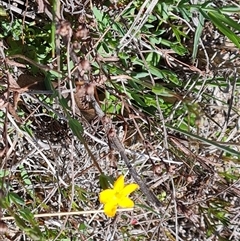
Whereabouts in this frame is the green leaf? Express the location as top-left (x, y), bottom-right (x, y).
top-left (166, 124), bottom-right (240, 159)
top-left (158, 191), bottom-right (167, 201)
top-left (131, 57), bottom-right (144, 66)
top-left (0, 169), bottom-right (10, 178)
top-left (49, 69), bottom-right (62, 78)
top-left (19, 208), bottom-right (34, 222)
top-left (149, 36), bottom-right (162, 45)
top-left (217, 13), bottom-right (240, 31)
top-left (219, 6), bottom-right (240, 14)
top-left (192, 11), bottom-right (205, 61)
top-left (146, 52), bottom-right (161, 65)
top-left (148, 65), bottom-right (164, 78)
top-left (170, 44), bottom-right (187, 56)
top-left (136, 203), bottom-right (161, 217)
top-left (14, 215), bottom-right (27, 229)
top-left (133, 72), bottom-right (150, 79)
top-left (178, 6), bottom-right (191, 21)
top-left (119, 52), bottom-right (130, 67)
top-left (79, 222), bottom-right (87, 231)
top-left (171, 25), bottom-right (187, 44)
top-left (152, 84), bottom-right (174, 97)
top-left (118, 52), bottom-right (129, 60)
top-left (132, 93), bottom-right (147, 107)
top-left (0, 196), bottom-right (10, 209)
top-left (59, 97), bottom-right (70, 110)
top-left (74, 186), bottom-right (87, 202)
top-left (160, 69), bottom-right (181, 85)
top-left (112, 22), bottom-right (125, 35)
top-left (101, 42), bottom-right (110, 53)
top-left (145, 96), bottom-right (158, 107)
top-left (19, 165), bottom-right (32, 185)
top-left (8, 192), bottom-right (25, 206)
top-left (68, 118), bottom-right (84, 140)
top-left (24, 227), bottom-right (43, 241)
top-left (92, 7), bottom-right (104, 22)
top-left (219, 170), bottom-right (239, 181)
top-left (208, 11), bottom-right (240, 48)
top-left (99, 174), bottom-right (114, 189)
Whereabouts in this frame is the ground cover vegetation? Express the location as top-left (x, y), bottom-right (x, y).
top-left (0, 0), bottom-right (240, 240)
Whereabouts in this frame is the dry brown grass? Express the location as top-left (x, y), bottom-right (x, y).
top-left (0, 0), bottom-right (240, 240)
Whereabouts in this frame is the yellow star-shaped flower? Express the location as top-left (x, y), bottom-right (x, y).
top-left (99, 175), bottom-right (139, 217)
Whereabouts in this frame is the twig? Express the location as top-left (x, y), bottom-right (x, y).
top-left (119, 0), bottom-right (158, 49)
top-left (0, 208), bottom-right (133, 220)
top-left (8, 54), bottom-right (61, 75)
top-left (90, 97), bottom-right (162, 208)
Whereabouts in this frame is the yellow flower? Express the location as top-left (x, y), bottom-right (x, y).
top-left (99, 175), bottom-right (139, 217)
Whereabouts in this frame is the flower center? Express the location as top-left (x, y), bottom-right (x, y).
top-left (115, 191), bottom-right (123, 199)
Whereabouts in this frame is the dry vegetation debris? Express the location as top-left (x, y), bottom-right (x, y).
top-left (0, 0), bottom-right (240, 240)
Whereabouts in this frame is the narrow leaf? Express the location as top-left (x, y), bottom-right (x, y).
top-left (166, 124), bottom-right (240, 159)
top-left (192, 11), bottom-right (205, 61)
top-left (68, 118), bottom-right (83, 140)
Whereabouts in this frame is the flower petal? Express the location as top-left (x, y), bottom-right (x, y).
top-left (118, 197), bottom-right (134, 208)
top-left (99, 189), bottom-right (115, 204)
top-left (122, 183), bottom-right (139, 196)
top-left (104, 202), bottom-right (118, 217)
top-left (114, 175), bottom-right (124, 193)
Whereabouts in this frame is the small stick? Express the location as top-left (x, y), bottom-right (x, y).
top-left (90, 97), bottom-right (162, 208)
top-left (8, 54), bottom-right (61, 75)
top-left (0, 208), bottom-right (133, 220)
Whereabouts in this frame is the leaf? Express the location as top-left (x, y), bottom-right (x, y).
top-left (19, 208), bottom-right (34, 222)
top-left (146, 52), bottom-right (161, 65)
top-left (59, 97), bottom-right (71, 111)
top-left (178, 6), bottom-right (191, 21)
top-left (166, 124), bottom-right (240, 159)
top-left (136, 203), bottom-right (162, 217)
top-left (216, 13), bottom-right (240, 31)
top-left (99, 174), bottom-right (114, 189)
top-left (8, 192), bottom-right (25, 206)
top-left (0, 196), bottom-right (10, 209)
top-left (148, 65), bottom-right (164, 78)
top-left (152, 84), bottom-right (175, 97)
top-left (49, 69), bottom-right (62, 78)
top-left (0, 169), bottom-right (10, 178)
top-left (68, 118), bottom-right (83, 140)
top-left (132, 93), bottom-right (147, 107)
top-left (92, 7), bottom-right (103, 22)
top-left (219, 171), bottom-right (239, 181)
top-left (118, 52), bottom-right (129, 60)
top-left (131, 57), bottom-right (144, 66)
top-left (145, 96), bottom-right (158, 107)
top-left (219, 6), bottom-right (240, 14)
top-left (101, 42), bottom-right (110, 53)
top-left (161, 70), bottom-right (181, 86)
top-left (112, 22), bottom-right (124, 35)
top-left (74, 186), bottom-right (87, 201)
top-left (208, 11), bottom-right (240, 48)
top-left (19, 165), bottom-right (32, 185)
top-left (170, 43), bottom-right (187, 56)
top-left (192, 11), bottom-right (205, 61)
top-left (119, 52), bottom-right (130, 67)
top-left (14, 215), bottom-right (27, 229)
top-left (24, 227), bottom-right (43, 241)
top-left (132, 72), bottom-right (150, 78)
top-left (79, 222), bottom-right (87, 231)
